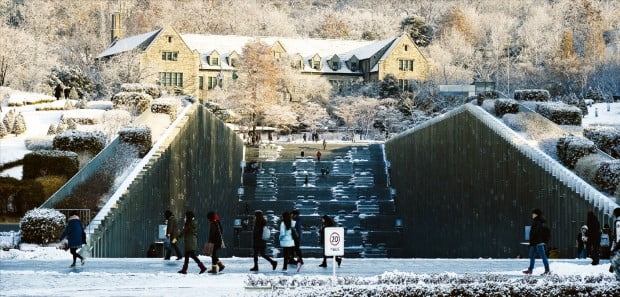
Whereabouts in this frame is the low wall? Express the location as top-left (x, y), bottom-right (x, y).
top-left (87, 104), bottom-right (244, 257)
top-left (385, 104), bottom-right (618, 258)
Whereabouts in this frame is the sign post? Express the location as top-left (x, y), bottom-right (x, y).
top-left (324, 227), bottom-right (344, 279)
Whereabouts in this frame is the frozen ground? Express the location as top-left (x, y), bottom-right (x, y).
top-left (0, 248), bottom-right (616, 297)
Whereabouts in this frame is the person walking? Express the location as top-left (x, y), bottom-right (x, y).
top-left (278, 212), bottom-right (296, 271)
top-left (316, 150), bottom-right (322, 162)
top-left (54, 84), bottom-right (63, 101)
top-left (207, 212), bottom-right (225, 274)
top-left (60, 211), bottom-right (85, 267)
top-left (177, 211), bottom-right (207, 274)
top-left (610, 208), bottom-right (620, 280)
top-left (586, 211), bottom-right (601, 265)
top-left (250, 210), bottom-right (277, 271)
top-left (301, 150), bottom-right (305, 158)
top-left (291, 210), bottom-right (304, 271)
top-left (601, 224), bottom-right (612, 260)
top-left (322, 139), bottom-right (326, 150)
top-left (577, 225), bottom-right (588, 259)
top-left (522, 209), bottom-right (550, 275)
top-left (164, 210), bottom-right (182, 260)
top-left (303, 133), bottom-right (307, 143)
top-left (319, 215), bottom-right (342, 268)
top-left (63, 87), bottom-right (71, 100)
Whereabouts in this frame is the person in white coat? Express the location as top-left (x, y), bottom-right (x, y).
top-left (279, 212), bottom-right (296, 271)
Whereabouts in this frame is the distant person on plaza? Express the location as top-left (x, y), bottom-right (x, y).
top-left (319, 215), bottom-right (341, 268)
top-left (316, 150), bottom-right (322, 162)
top-left (577, 225), bottom-right (588, 259)
top-left (279, 212), bottom-right (296, 271)
top-left (522, 208), bottom-right (550, 275)
top-left (587, 211), bottom-right (601, 265)
top-left (54, 83), bottom-right (63, 100)
top-left (301, 150), bottom-right (304, 158)
top-left (60, 211), bottom-right (85, 267)
top-left (601, 224), bottom-right (611, 259)
top-left (303, 133), bottom-right (307, 142)
top-left (322, 139), bottom-right (326, 150)
top-left (250, 210), bottom-right (277, 271)
top-left (63, 87), bottom-right (70, 99)
top-left (291, 210), bottom-right (304, 271)
top-left (610, 208), bottom-right (620, 280)
top-left (163, 210), bottom-right (182, 260)
top-left (207, 211), bottom-right (225, 274)
top-left (177, 211), bottom-right (207, 274)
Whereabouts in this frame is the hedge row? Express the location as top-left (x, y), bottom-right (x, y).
top-left (22, 150), bottom-right (79, 179)
top-left (52, 130), bottom-right (106, 155)
top-left (494, 99), bottom-right (519, 116)
top-left (120, 83), bottom-right (162, 98)
top-left (556, 136), bottom-right (597, 168)
top-left (535, 102), bottom-right (582, 125)
top-left (19, 208), bottom-right (66, 244)
top-left (111, 91), bottom-right (153, 115)
top-left (150, 98), bottom-right (179, 120)
top-left (60, 113), bottom-right (99, 125)
top-left (594, 160), bottom-right (620, 195)
top-left (514, 89), bottom-right (550, 101)
top-left (583, 127), bottom-right (620, 158)
top-left (119, 126), bottom-right (152, 157)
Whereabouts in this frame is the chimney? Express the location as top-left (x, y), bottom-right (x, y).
top-left (111, 11), bottom-right (123, 43)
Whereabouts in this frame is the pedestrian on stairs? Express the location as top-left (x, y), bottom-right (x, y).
top-left (319, 215), bottom-right (342, 268)
top-left (316, 150), bottom-right (322, 162)
top-left (207, 212), bottom-right (226, 274)
top-left (60, 211), bottom-right (85, 267)
top-left (279, 212), bottom-right (296, 271)
top-left (177, 211), bottom-right (207, 274)
top-left (250, 210), bottom-right (277, 271)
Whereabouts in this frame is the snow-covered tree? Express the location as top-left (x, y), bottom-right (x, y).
top-left (11, 112), bottom-right (26, 135)
top-left (56, 123), bottom-right (67, 134)
top-left (66, 118), bottom-right (77, 130)
top-left (102, 110), bottom-right (132, 141)
top-left (47, 123), bottom-right (57, 135)
top-left (63, 100), bottom-right (74, 110)
top-left (2, 108), bottom-right (16, 132)
top-left (0, 120), bottom-right (7, 138)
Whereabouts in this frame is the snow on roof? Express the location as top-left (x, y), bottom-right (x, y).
top-left (97, 29), bottom-right (162, 58)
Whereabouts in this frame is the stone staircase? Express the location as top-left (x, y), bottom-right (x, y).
top-left (235, 144), bottom-right (402, 258)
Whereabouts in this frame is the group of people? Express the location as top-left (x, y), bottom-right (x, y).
top-left (300, 150), bottom-right (322, 162)
top-left (53, 83), bottom-right (73, 100)
top-left (250, 211), bottom-right (342, 272)
top-left (524, 208), bottom-right (620, 278)
top-left (162, 210), bottom-right (225, 274)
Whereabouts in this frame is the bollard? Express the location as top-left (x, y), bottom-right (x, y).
top-left (595, 107), bottom-right (598, 117)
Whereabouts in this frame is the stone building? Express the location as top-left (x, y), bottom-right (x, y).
top-left (98, 26), bottom-right (429, 102)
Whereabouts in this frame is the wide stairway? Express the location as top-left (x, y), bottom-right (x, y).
top-left (234, 144), bottom-right (403, 258)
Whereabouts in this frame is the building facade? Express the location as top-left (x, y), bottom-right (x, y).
top-left (98, 26), bottom-right (429, 102)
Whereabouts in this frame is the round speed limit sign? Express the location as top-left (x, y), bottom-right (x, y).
top-left (324, 227), bottom-right (344, 256)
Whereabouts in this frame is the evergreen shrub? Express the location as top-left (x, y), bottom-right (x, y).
top-left (53, 130), bottom-right (105, 155)
top-left (514, 89), bottom-right (550, 101)
top-left (494, 99), bottom-right (519, 116)
top-left (119, 126), bottom-right (152, 157)
top-left (535, 102), bottom-right (582, 125)
top-left (556, 136), bottom-right (597, 168)
top-left (583, 127), bottom-right (620, 158)
top-left (19, 208), bottom-right (66, 244)
top-left (22, 150), bottom-right (79, 179)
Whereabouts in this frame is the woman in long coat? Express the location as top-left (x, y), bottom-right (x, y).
top-left (207, 212), bottom-right (225, 274)
top-left (177, 211), bottom-right (207, 274)
top-left (586, 211), bottom-right (601, 265)
top-left (60, 212), bottom-right (85, 267)
top-left (319, 214), bottom-right (342, 268)
top-left (250, 210), bottom-right (277, 271)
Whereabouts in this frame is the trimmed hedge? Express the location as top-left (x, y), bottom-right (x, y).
top-left (111, 91), bottom-right (153, 115)
top-left (119, 126), bottom-right (152, 157)
top-left (22, 150), bottom-right (79, 179)
top-left (583, 127), bottom-right (620, 158)
top-left (594, 160), bottom-right (620, 195)
top-left (150, 98), bottom-right (179, 120)
top-left (120, 83), bottom-right (162, 98)
top-left (53, 130), bottom-right (106, 154)
top-left (535, 102), bottom-right (582, 125)
top-left (19, 208), bottom-right (66, 244)
top-left (556, 136), bottom-right (597, 168)
top-left (494, 99), bottom-right (519, 116)
top-left (514, 89), bottom-right (551, 101)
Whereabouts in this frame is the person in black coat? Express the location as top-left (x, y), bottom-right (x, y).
top-left (250, 210), bottom-right (277, 271)
top-left (54, 84), bottom-right (63, 100)
top-left (523, 208), bottom-right (550, 275)
top-left (576, 225), bottom-right (588, 259)
top-left (586, 211), bottom-right (601, 265)
top-left (292, 210), bottom-right (304, 269)
top-left (60, 211), bottom-right (85, 267)
top-left (163, 210), bottom-right (182, 260)
top-left (207, 211), bottom-right (225, 274)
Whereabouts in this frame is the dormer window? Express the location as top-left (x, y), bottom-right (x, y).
top-left (230, 58), bottom-right (237, 67)
top-left (350, 62), bottom-right (358, 72)
top-left (292, 59), bottom-right (303, 70)
top-left (212, 57), bottom-right (219, 66)
top-left (312, 60), bottom-right (321, 70)
top-left (331, 61), bottom-right (339, 71)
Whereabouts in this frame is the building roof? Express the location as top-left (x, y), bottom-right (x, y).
top-left (97, 29), bottom-right (162, 58)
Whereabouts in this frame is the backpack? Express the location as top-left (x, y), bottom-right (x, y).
top-left (601, 233), bottom-right (610, 247)
top-left (261, 226), bottom-right (270, 241)
top-left (541, 225), bottom-right (551, 244)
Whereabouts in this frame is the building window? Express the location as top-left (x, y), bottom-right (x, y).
top-left (350, 62), bottom-right (358, 72)
top-left (207, 76), bottom-right (218, 89)
top-left (398, 59), bottom-right (414, 71)
top-left (159, 72), bottom-right (183, 87)
top-left (332, 61), bottom-right (339, 71)
top-left (167, 36), bottom-right (173, 43)
top-left (274, 52), bottom-right (281, 60)
top-left (211, 57), bottom-right (219, 66)
top-left (398, 79), bottom-right (413, 91)
top-left (161, 51), bottom-right (178, 61)
top-left (199, 76), bottom-right (204, 90)
top-left (312, 60), bottom-right (320, 70)
top-left (292, 59), bottom-right (303, 70)
top-left (404, 45), bottom-right (409, 51)
top-left (229, 58), bottom-right (237, 67)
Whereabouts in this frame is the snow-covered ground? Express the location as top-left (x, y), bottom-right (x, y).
top-left (0, 246), bottom-right (616, 296)
top-left (583, 102), bottom-right (620, 127)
